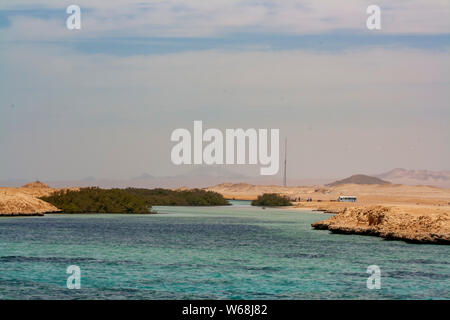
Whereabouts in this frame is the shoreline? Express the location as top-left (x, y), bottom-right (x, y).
top-left (312, 220), bottom-right (450, 245)
top-left (207, 183), bottom-right (450, 245)
top-left (0, 212), bottom-right (46, 217)
top-left (2, 183), bottom-right (450, 245)
top-left (306, 204), bottom-right (450, 244)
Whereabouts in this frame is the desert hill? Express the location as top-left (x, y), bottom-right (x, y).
top-left (326, 174), bottom-right (390, 187)
top-left (22, 181), bottom-right (51, 189)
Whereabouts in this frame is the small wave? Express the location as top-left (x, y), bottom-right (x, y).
top-left (0, 255), bottom-right (138, 265)
top-left (283, 253), bottom-right (325, 259)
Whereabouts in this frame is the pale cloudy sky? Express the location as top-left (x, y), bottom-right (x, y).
top-left (0, 1), bottom-right (449, 181)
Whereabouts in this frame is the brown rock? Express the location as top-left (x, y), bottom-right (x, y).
top-left (0, 191), bottom-right (60, 216)
top-left (312, 205), bottom-right (450, 244)
top-left (0, 181), bottom-right (62, 216)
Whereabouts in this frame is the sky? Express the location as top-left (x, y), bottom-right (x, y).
top-left (0, 0), bottom-right (449, 181)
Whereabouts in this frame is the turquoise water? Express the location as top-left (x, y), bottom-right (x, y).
top-left (0, 201), bottom-right (449, 299)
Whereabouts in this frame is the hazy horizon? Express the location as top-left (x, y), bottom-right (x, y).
top-left (3, 165), bottom-right (450, 191)
top-left (1, 1), bottom-right (449, 181)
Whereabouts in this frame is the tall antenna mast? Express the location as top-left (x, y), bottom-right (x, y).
top-left (283, 138), bottom-right (287, 187)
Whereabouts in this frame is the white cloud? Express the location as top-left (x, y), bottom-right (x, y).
top-left (1, 0), bottom-right (449, 41)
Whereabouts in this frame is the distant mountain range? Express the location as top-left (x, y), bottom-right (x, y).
top-left (2, 167), bottom-right (449, 189)
top-left (326, 174), bottom-right (390, 187)
top-left (375, 168), bottom-right (450, 188)
top-left (326, 169), bottom-right (450, 188)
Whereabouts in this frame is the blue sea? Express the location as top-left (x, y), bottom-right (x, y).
top-left (0, 201), bottom-right (449, 299)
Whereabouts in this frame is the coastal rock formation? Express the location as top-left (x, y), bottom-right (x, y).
top-left (0, 181), bottom-right (61, 216)
top-left (312, 206), bottom-right (450, 244)
top-left (0, 190), bottom-right (60, 216)
top-left (207, 183), bottom-right (450, 244)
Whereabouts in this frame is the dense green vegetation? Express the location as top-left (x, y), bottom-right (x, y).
top-left (251, 193), bottom-right (292, 207)
top-left (125, 188), bottom-right (230, 206)
top-left (41, 188), bottom-right (151, 214)
top-left (40, 187), bottom-right (229, 213)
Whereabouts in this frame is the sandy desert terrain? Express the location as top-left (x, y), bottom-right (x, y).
top-left (206, 183), bottom-right (450, 244)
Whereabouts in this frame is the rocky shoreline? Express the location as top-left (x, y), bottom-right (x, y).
top-left (0, 182), bottom-right (60, 216)
top-left (207, 183), bottom-right (450, 245)
top-left (311, 206), bottom-right (450, 244)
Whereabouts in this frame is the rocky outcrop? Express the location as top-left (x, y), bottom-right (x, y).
top-left (22, 181), bottom-right (51, 189)
top-left (312, 206), bottom-right (450, 244)
top-left (0, 182), bottom-right (60, 216)
top-left (0, 191), bottom-right (60, 216)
